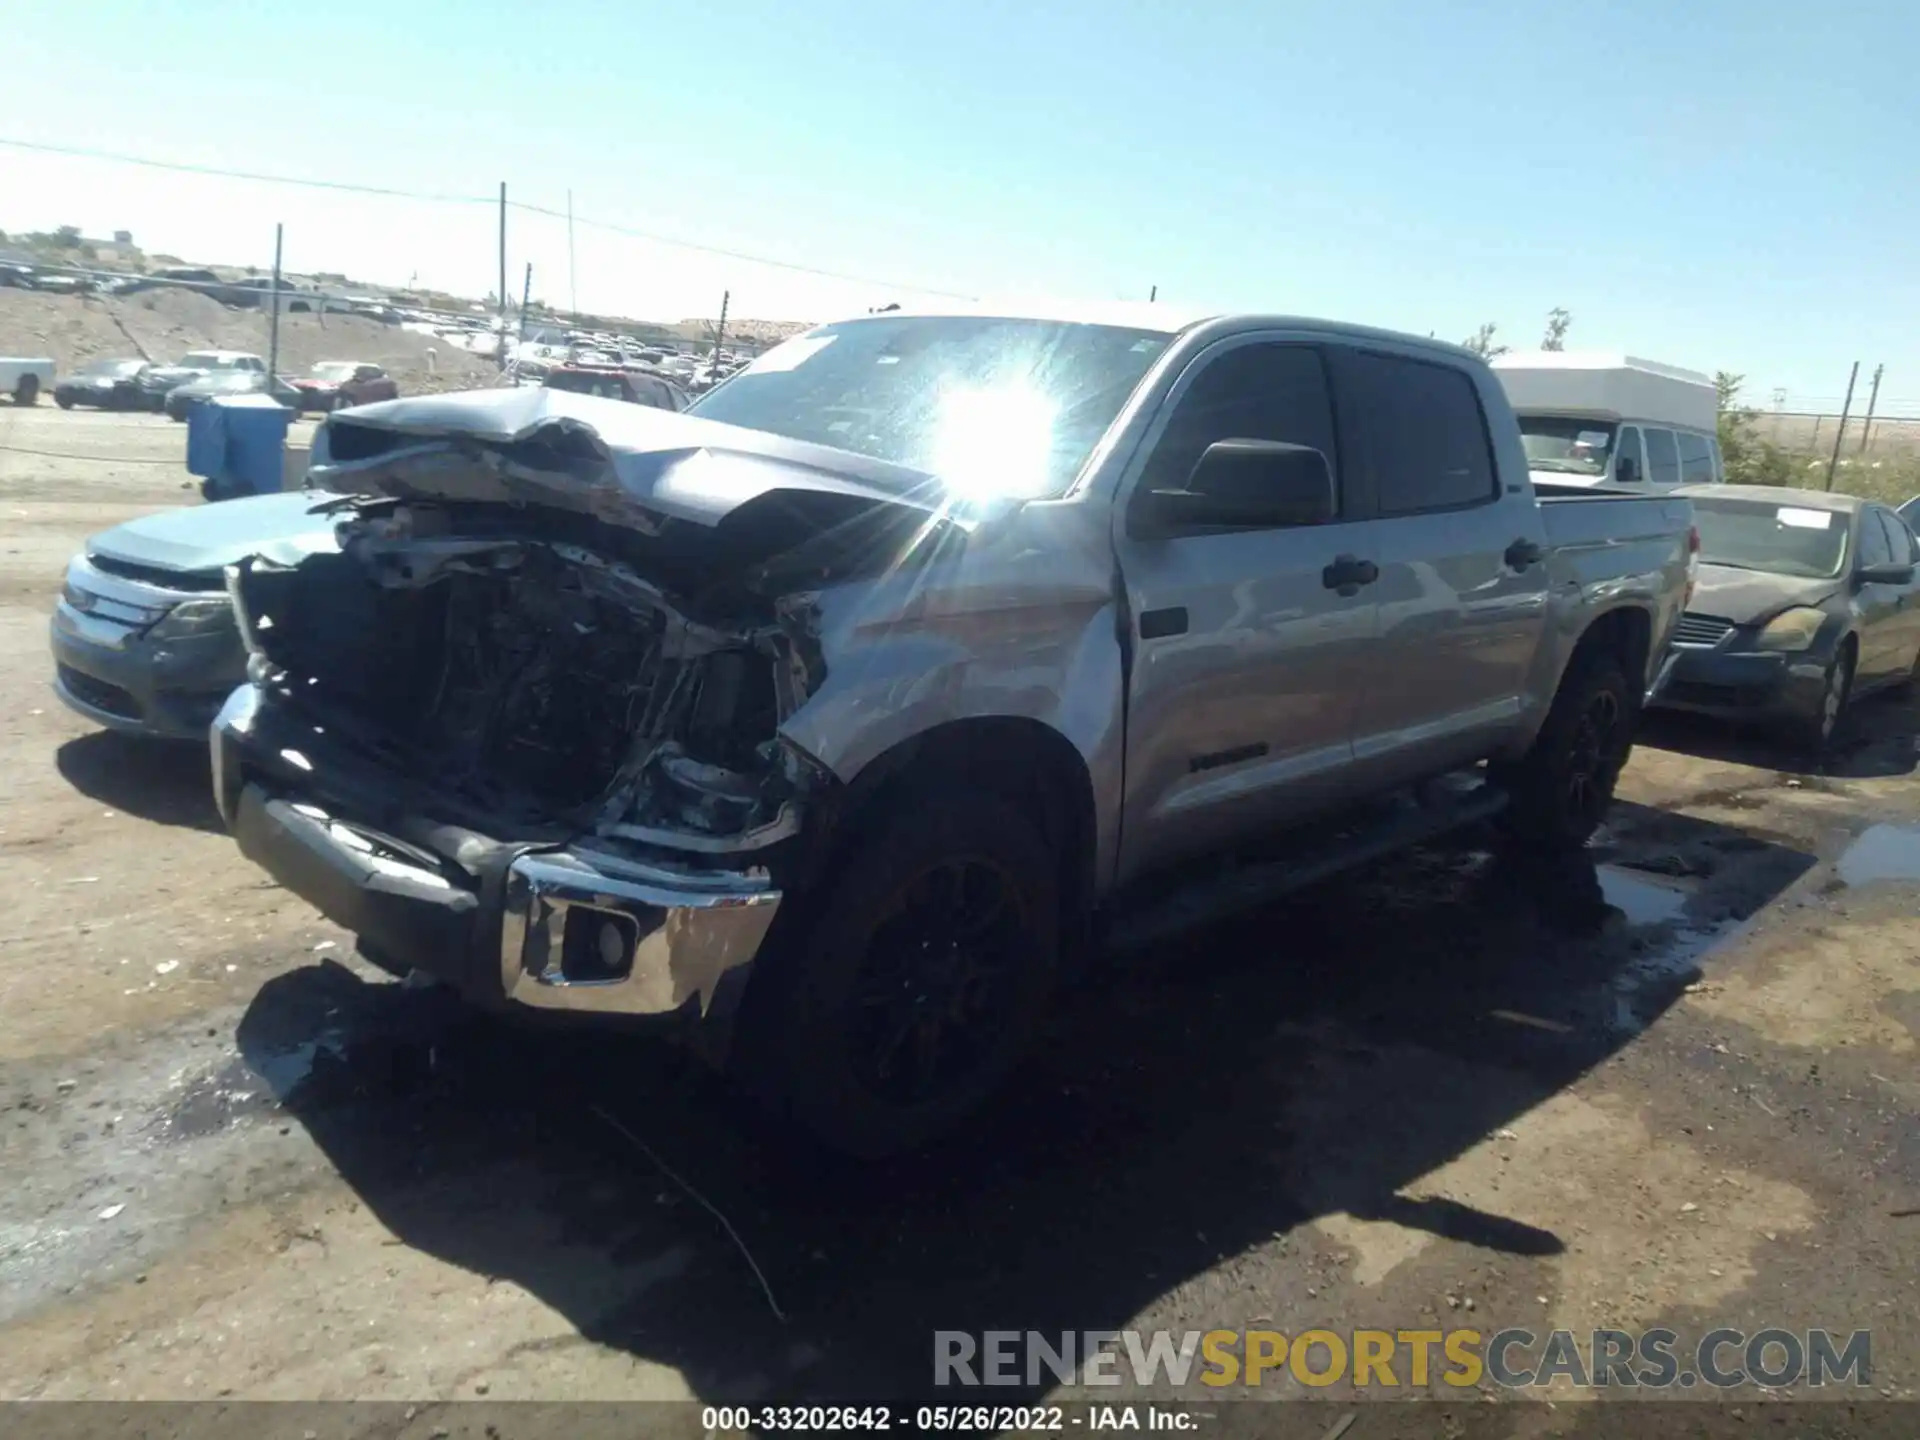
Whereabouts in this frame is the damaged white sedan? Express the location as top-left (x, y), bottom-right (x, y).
top-left (212, 306), bottom-right (1694, 1156)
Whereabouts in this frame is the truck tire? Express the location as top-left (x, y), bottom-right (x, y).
top-left (738, 790), bottom-right (1060, 1158)
top-left (1495, 649), bottom-right (1637, 852)
top-left (14, 375), bottom-right (39, 406)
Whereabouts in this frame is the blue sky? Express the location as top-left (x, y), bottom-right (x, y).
top-left (3, 0), bottom-right (1916, 408)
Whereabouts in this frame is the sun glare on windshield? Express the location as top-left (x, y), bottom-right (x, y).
top-left (928, 384), bottom-right (1059, 501)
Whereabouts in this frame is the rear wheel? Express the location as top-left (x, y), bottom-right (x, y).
top-left (55, 393), bottom-right (74, 410)
top-left (1496, 650), bottom-right (1638, 852)
top-left (13, 375), bottom-right (39, 406)
top-left (738, 791), bottom-right (1060, 1158)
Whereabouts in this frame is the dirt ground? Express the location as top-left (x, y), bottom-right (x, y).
top-left (0, 287), bottom-right (501, 394)
top-left (0, 407), bottom-right (1916, 1430)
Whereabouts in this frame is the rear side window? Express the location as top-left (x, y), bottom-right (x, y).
top-left (1340, 351), bottom-right (1496, 515)
top-left (1141, 342), bottom-right (1340, 505)
top-left (1643, 428), bottom-right (1681, 486)
top-left (1676, 430), bottom-right (1715, 484)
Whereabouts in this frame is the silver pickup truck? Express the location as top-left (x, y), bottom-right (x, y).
top-left (210, 304), bottom-right (1695, 1155)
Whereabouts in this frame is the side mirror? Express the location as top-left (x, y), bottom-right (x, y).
top-left (1856, 561), bottom-right (1915, 586)
top-left (1133, 440), bottom-right (1335, 537)
top-left (1614, 454), bottom-right (1640, 484)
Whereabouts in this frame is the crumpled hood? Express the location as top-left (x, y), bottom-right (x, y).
top-left (1689, 563), bottom-right (1839, 625)
top-left (88, 491), bottom-right (344, 576)
top-left (308, 385), bottom-right (991, 532)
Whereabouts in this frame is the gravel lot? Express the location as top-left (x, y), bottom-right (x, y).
top-left (0, 407), bottom-right (1916, 1429)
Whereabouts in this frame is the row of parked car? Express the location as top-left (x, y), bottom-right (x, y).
top-left (16, 352), bottom-right (400, 419)
top-left (41, 305), bottom-right (1920, 1157)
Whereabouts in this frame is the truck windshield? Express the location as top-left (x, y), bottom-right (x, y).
top-left (1691, 497), bottom-right (1850, 580)
top-left (1520, 416), bottom-right (1617, 476)
top-left (686, 315), bottom-right (1173, 499)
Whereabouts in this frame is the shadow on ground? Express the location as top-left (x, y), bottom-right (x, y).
top-left (55, 730), bottom-right (223, 833)
top-left (1642, 686), bottom-right (1920, 781)
top-left (227, 802), bottom-right (1815, 1407)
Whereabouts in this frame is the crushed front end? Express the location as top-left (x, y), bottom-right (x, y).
top-left (212, 500), bottom-right (834, 1028)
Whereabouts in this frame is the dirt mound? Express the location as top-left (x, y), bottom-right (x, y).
top-left (0, 289), bottom-right (501, 395)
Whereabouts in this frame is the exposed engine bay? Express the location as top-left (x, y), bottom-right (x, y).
top-left (233, 502), bottom-right (827, 852)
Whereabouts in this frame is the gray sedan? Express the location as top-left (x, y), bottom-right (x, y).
top-left (1654, 484), bottom-right (1920, 748)
top-left (51, 492), bottom-right (341, 740)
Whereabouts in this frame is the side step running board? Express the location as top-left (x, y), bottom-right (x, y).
top-left (1105, 783), bottom-right (1509, 957)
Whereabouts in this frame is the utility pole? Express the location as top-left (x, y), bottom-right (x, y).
top-left (1858, 363), bottom-right (1885, 454)
top-left (266, 223), bottom-right (284, 382)
top-left (567, 189), bottom-right (578, 318)
top-left (518, 263), bottom-right (533, 344)
top-left (712, 289), bottom-right (730, 364)
top-left (496, 182), bottom-right (508, 369)
top-left (1148, 284), bottom-right (1157, 302)
top-left (1825, 361), bottom-right (1860, 491)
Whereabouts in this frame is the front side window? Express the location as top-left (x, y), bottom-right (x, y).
top-left (687, 315), bottom-right (1173, 501)
top-left (1137, 342), bottom-right (1339, 505)
top-left (1643, 428), bottom-right (1681, 486)
top-left (1676, 430), bottom-right (1715, 483)
top-left (1342, 351), bottom-right (1496, 514)
top-left (1615, 426), bottom-right (1646, 483)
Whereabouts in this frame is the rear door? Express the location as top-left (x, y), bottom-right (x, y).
top-left (1111, 335), bottom-right (1377, 884)
top-left (1329, 346), bottom-right (1553, 791)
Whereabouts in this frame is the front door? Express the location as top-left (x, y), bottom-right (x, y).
top-left (1111, 337), bottom-right (1378, 886)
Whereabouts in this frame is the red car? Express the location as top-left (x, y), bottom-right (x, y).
top-left (292, 361), bottom-right (398, 413)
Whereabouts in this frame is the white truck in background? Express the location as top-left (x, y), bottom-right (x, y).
top-left (0, 356), bottom-right (56, 406)
top-left (1494, 351), bottom-right (1722, 492)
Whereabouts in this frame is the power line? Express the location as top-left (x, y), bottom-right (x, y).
top-left (0, 137), bottom-right (493, 205)
top-left (0, 135), bottom-right (976, 299)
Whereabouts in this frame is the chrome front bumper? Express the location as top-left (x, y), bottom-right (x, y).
top-left (213, 685), bottom-right (782, 1017)
top-left (499, 848), bottom-right (781, 1014)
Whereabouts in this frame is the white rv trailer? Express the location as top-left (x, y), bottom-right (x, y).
top-left (1492, 351), bottom-right (1723, 490)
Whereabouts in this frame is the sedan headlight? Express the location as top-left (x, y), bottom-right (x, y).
top-left (1754, 607), bottom-right (1827, 652)
top-left (146, 597), bottom-right (236, 641)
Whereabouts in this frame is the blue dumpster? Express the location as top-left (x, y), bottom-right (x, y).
top-left (186, 393), bottom-right (295, 502)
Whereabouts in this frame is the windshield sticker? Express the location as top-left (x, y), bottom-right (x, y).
top-left (1776, 507), bottom-right (1833, 530)
top-left (744, 335), bottom-right (835, 374)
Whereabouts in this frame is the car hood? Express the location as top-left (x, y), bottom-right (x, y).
top-left (87, 491), bottom-right (345, 577)
top-left (309, 385), bottom-right (994, 533)
top-left (1690, 563), bottom-right (1840, 624)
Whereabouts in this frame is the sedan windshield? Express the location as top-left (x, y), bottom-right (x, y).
top-left (310, 362), bottom-right (357, 380)
top-left (79, 359), bottom-right (146, 378)
top-left (1692, 497), bottom-right (1850, 579)
top-left (686, 315), bottom-right (1173, 499)
top-left (1520, 416), bottom-right (1617, 476)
